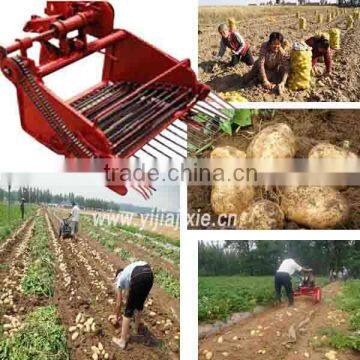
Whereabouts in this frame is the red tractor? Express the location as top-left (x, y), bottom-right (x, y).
top-left (293, 271), bottom-right (322, 304)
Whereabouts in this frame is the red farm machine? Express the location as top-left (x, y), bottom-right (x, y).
top-left (0, 1), bottom-right (231, 198)
top-left (293, 271), bottom-right (322, 304)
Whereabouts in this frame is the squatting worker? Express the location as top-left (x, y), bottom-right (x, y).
top-left (70, 202), bottom-right (80, 241)
top-left (275, 258), bottom-right (312, 306)
top-left (305, 35), bottom-right (332, 76)
top-left (114, 261), bottom-right (154, 349)
top-left (213, 22), bottom-right (254, 67)
top-left (243, 32), bottom-right (290, 95)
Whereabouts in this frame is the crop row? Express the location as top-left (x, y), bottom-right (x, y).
top-left (199, 276), bottom-right (329, 322)
top-left (82, 215), bottom-right (180, 265)
top-left (0, 203), bottom-right (36, 242)
top-left (21, 215), bottom-right (54, 297)
top-left (77, 215), bottom-right (180, 299)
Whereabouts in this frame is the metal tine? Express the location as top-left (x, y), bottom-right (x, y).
top-left (113, 95), bottom-right (191, 156)
top-left (152, 138), bottom-right (186, 159)
top-left (98, 88), bottom-right (160, 131)
top-left (71, 83), bottom-right (109, 108)
top-left (139, 148), bottom-right (157, 159)
top-left (187, 130), bottom-right (208, 146)
top-left (208, 91), bottom-right (236, 110)
top-left (82, 84), bottom-right (133, 117)
top-left (131, 184), bottom-right (150, 200)
top-left (170, 123), bottom-right (187, 134)
top-left (202, 98), bottom-right (234, 119)
top-left (190, 108), bottom-right (222, 125)
top-left (111, 90), bottom-right (191, 152)
top-left (159, 133), bottom-right (187, 151)
top-left (146, 143), bottom-right (172, 159)
top-left (165, 127), bottom-right (187, 142)
top-left (105, 88), bottom-right (176, 140)
top-left (94, 81), bottom-right (176, 124)
top-left (97, 85), bottom-right (173, 128)
top-left (84, 83), bottom-right (141, 119)
top-left (193, 103), bottom-right (230, 123)
top-left (73, 82), bottom-right (121, 111)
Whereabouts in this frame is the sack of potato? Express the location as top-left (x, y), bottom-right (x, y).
top-left (210, 146), bottom-right (255, 215)
top-left (280, 186), bottom-right (349, 229)
top-left (237, 200), bottom-right (285, 230)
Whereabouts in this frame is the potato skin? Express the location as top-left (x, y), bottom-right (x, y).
top-left (210, 146), bottom-right (255, 215)
top-left (237, 200), bottom-right (285, 230)
top-left (309, 143), bottom-right (357, 159)
top-left (246, 123), bottom-right (297, 159)
top-left (280, 186), bottom-right (349, 229)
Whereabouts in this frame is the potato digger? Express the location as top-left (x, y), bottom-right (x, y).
top-left (293, 270), bottom-right (322, 304)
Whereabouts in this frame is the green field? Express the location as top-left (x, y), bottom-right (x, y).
top-left (199, 275), bottom-right (329, 322)
top-left (0, 202), bottom-right (36, 241)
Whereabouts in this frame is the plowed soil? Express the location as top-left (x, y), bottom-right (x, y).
top-left (199, 282), bottom-right (358, 360)
top-left (0, 209), bottom-right (179, 359)
top-left (199, 6), bottom-right (360, 102)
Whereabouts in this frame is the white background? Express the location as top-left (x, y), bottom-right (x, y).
top-left (0, 0), bottom-right (197, 172)
top-left (1, 2), bottom-right (359, 360)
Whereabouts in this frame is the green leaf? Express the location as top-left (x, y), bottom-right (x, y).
top-left (233, 109), bottom-right (252, 127)
top-left (220, 120), bottom-right (233, 135)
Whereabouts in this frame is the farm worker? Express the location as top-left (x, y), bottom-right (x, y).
top-left (242, 32), bottom-right (290, 95)
top-left (275, 258), bottom-right (312, 306)
top-left (70, 201), bottom-right (80, 241)
top-left (20, 198), bottom-right (25, 220)
top-left (213, 22), bottom-right (254, 67)
top-left (305, 35), bottom-right (332, 76)
top-left (342, 266), bottom-right (349, 281)
top-left (113, 261), bottom-right (154, 349)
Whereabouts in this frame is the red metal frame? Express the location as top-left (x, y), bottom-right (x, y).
top-left (0, 1), bottom-right (210, 197)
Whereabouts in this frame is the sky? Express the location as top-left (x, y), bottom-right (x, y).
top-left (0, 173), bottom-right (179, 212)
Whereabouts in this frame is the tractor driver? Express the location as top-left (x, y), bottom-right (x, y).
top-left (275, 258), bottom-right (312, 306)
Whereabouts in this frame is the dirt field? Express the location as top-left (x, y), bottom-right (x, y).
top-left (198, 5), bottom-right (360, 102)
top-left (199, 282), bottom-right (358, 360)
top-left (187, 109), bottom-right (360, 229)
top-left (0, 208), bottom-right (179, 359)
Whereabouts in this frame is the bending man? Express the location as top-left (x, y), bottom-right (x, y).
top-left (275, 257), bottom-right (312, 306)
top-left (114, 261), bottom-right (154, 349)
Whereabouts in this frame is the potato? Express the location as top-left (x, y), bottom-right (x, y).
top-left (309, 143), bottom-right (357, 188)
top-left (309, 143), bottom-right (357, 159)
top-left (210, 146), bottom-right (255, 215)
top-left (280, 186), bottom-right (349, 229)
top-left (247, 123), bottom-right (297, 159)
top-left (237, 200), bottom-right (285, 230)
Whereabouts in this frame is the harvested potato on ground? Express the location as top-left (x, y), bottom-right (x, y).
top-left (309, 143), bottom-right (357, 159)
top-left (237, 200), bottom-right (285, 229)
top-left (247, 123), bottom-right (297, 159)
top-left (309, 143), bottom-right (357, 189)
top-left (210, 146), bottom-right (255, 215)
top-left (280, 186), bottom-right (349, 229)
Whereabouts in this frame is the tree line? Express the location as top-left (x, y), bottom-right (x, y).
top-left (199, 240), bottom-right (360, 278)
top-left (0, 187), bottom-right (140, 213)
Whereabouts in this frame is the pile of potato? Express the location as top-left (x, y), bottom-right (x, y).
top-left (69, 312), bottom-right (97, 341)
top-left (210, 123), bottom-right (356, 229)
top-left (2, 315), bottom-right (24, 337)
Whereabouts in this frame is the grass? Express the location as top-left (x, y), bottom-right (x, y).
top-left (114, 224), bottom-right (180, 248)
top-left (155, 269), bottom-right (180, 299)
top-left (0, 306), bottom-right (69, 360)
top-left (0, 202), bottom-right (36, 242)
top-left (21, 216), bottom-right (54, 297)
top-left (315, 280), bottom-right (360, 352)
top-left (199, 275), bottom-right (329, 322)
top-left (79, 216), bottom-right (180, 299)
